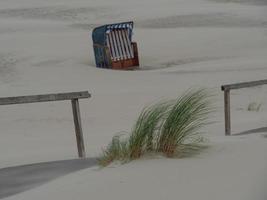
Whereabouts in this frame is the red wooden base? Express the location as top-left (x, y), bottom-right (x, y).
top-left (111, 42), bottom-right (139, 70)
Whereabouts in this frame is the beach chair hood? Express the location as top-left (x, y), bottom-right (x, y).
top-left (92, 21), bottom-right (134, 46)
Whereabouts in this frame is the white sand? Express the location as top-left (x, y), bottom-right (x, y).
top-left (0, 0), bottom-right (267, 199)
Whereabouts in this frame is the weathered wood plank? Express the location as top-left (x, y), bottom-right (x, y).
top-left (0, 91), bottom-right (90, 159)
top-left (0, 91), bottom-right (90, 105)
top-left (221, 79), bottom-right (267, 91)
top-left (71, 99), bottom-right (86, 158)
top-left (224, 89), bottom-right (231, 136)
top-left (221, 79), bottom-right (267, 136)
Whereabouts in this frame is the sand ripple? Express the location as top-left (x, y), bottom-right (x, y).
top-left (137, 13), bottom-right (267, 28)
top-left (0, 6), bottom-right (118, 22)
top-left (209, 0), bottom-right (267, 6)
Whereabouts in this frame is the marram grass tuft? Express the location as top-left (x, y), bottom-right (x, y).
top-left (128, 101), bottom-right (172, 159)
top-left (98, 89), bottom-right (214, 166)
top-left (157, 89), bottom-right (213, 157)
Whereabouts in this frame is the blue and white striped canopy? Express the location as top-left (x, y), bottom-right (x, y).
top-left (106, 22), bottom-right (133, 33)
top-left (92, 21), bottom-right (134, 46)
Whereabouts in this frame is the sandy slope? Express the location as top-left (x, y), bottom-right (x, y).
top-left (0, 158), bottom-right (97, 199)
top-left (0, 0), bottom-right (267, 199)
top-left (3, 137), bottom-right (267, 200)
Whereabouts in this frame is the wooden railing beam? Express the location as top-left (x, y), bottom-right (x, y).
top-left (0, 91), bottom-right (90, 158)
top-left (221, 79), bottom-right (267, 136)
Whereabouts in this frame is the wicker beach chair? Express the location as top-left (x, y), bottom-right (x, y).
top-left (92, 21), bottom-right (139, 69)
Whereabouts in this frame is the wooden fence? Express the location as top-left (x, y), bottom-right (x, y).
top-left (221, 79), bottom-right (267, 136)
top-left (0, 91), bottom-right (91, 158)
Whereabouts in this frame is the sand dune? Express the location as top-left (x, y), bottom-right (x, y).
top-left (0, 0), bottom-right (267, 199)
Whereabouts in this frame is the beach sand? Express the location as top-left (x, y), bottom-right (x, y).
top-left (0, 0), bottom-right (267, 199)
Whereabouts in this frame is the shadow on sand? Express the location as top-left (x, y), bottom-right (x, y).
top-left (0, 158), bottom-right (97, 199)
top-left (234, 126), bottom-right (267, 136)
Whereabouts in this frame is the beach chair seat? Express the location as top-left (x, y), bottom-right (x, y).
top-left (92, 21), bottom-right (139, 70)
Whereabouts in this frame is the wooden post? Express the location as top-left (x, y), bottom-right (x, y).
top-left (0, 91), bottom-right (90, 158)
top-left (224, 89), bottom-right (231, 136)
top-left (221, 80), bottom-right (267, 136)
top-left (71, 99), bottom-right (86, 158)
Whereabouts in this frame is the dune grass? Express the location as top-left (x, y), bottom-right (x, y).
top-left (98, 135), bottom-right (129, 166)
top-left (98, 101), bottom-right (172, 166)
top-left (128, 101), bottom-right (172, 159)
top-left (247, 102), bottom-right (261, 112)
top-left (98, 89), bottom-right (214, 166)
top-left (157, 89), bottom-right (213, 157)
